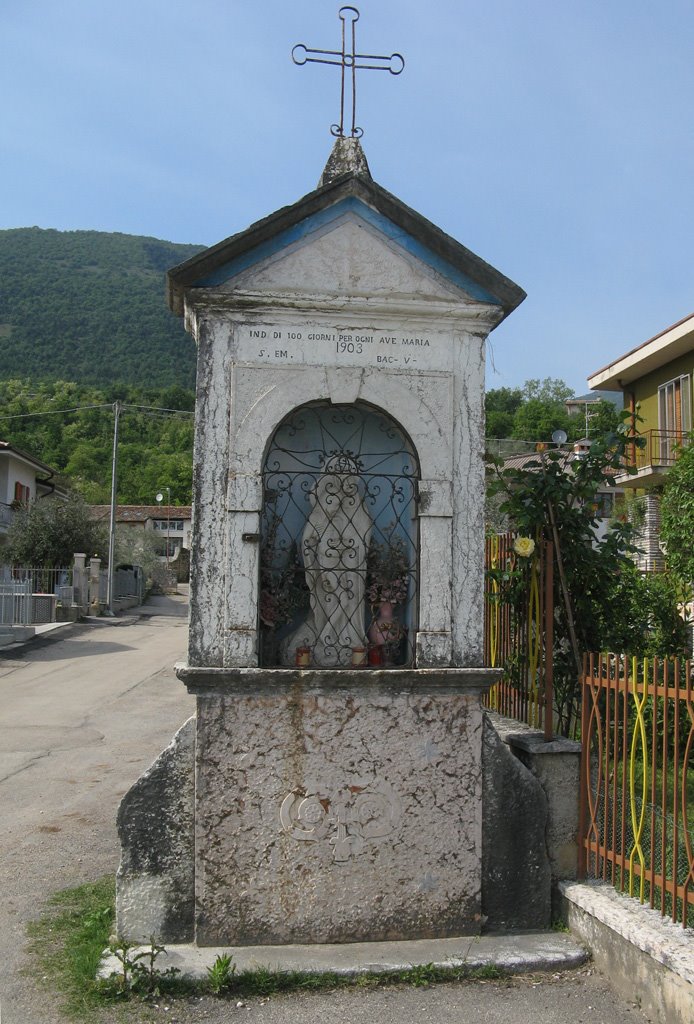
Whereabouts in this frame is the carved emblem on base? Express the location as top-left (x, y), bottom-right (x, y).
top-left (280, 781), bottom-right (402, 861)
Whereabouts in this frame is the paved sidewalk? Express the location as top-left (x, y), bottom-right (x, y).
top-left (100, 931), bottom-right (588, 982)
top-left (0, 588), bottom-right (190, 654)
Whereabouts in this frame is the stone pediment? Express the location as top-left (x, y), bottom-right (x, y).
top-left (167, 171), bottom-right (525, 319)
top-left (214, 211), bottom-right (470, 303)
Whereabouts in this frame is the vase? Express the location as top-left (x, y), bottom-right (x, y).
top-left (368, 602), bottom-right (401, 664)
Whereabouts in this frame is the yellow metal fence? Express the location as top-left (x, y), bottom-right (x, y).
top-left (484, 532), bottom-right (554, 739)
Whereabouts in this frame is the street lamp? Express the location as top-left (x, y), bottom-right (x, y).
top-left (155, 488), bottom-right (171, 567)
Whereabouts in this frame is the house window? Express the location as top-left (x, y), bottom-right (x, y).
top-left (153, 519), bottom-right (184, 531)
top-left (13, 482), bottom-right (30, 504)
top-left (658, 374), bottom-right (691, 461)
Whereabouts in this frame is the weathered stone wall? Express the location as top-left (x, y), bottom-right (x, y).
top-left (116, 717), bottom-right (195, 943)
top-left (115, 704), bottom-right (568, 944)
top-left (184, 668), bottom-right (492, 946)
top-left (481, 715), bottom-right (551, 930)
top-left (182, 208), bottom-right (501, 672)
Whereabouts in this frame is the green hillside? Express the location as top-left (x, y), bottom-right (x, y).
top-left (0, 379), bottom-right (195, 505)
top-left (0, 227), bottom-right (204, 387)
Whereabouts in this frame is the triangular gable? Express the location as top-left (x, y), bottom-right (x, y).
top-left (167, 173), bottom-right (525, 319)
top-left (211, 206), bottom-right (478, 303)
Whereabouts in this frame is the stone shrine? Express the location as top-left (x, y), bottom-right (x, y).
top-left (116, 138), bottom-right (528, 946)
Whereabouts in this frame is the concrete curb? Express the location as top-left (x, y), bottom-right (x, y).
top-left (561, 880), bottom-right (694, 1024)
top-left (100, 931), bottom-right (588, 981)
top-left (0, 612), bottom-right (152, 655)
top-left (0, 619), bottom-right (75, 653)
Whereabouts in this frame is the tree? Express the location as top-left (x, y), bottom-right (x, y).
top-left (485, 386), bottom-right (523, 438)
top-left (0, 378), bottom-right (195, 505)
top-left (584, 399), bottom-right (621, 439)
top-left (511, 398), bottom-right (574, 443)
top-left (598, 562), bottom-right (690, 657)
top-left (660, 437), bottom-right (694, 586)
top-left (4, 493), bottom-right (107, 568)
top-left (490, 421), bottom-right (636, 734)
top-left (486, 379), bottom-right (621, 446)
top-left (113, 526), bottom-right (166, 580)
top-left (521, 378), bottom-right (574, 404)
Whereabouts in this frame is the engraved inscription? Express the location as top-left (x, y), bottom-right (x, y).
top-left (280, 782), bottom-right (402, 862)
top-left (237, 325), bottom-right (450, 371)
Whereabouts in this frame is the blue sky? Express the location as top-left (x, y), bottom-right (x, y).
top-left (2, 0), bottom-right (693, 393)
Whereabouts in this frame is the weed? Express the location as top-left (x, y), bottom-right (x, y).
top-left (206, 952), bottom-right (235, 994)
top-left (26, 877), bottom-right (511, 1019)
top-left (106, 935), bottom-right (140, 993)
top-left (405, 962), bottom-right (438, 988)
top-left (104, 933), bottom-right (181, 996)
top-left (470, 964), bottom-right (502, 979)
top-left (551, 918), bottom-right (570, 933)
top-left (238, 963), bottom-right (276, 997)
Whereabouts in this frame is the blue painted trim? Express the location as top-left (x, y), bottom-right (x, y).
top-left (196, 197), bottom-right (500, 304)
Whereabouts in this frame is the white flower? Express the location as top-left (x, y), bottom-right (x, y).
top-left (513, 536), bottom-right (535, 558)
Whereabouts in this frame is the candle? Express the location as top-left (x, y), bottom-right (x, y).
top-left (368, 646), bottom-right (383, 666)
top-left (295, 647), bottom-right (310, 667)
top-left (351, 647), bottom-right (367, 667)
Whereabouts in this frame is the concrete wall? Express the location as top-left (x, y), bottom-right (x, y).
top-left (562, 881), bottom-right (694, 1024)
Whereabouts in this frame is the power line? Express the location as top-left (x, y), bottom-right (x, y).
top-left (0, 403), bottom-right (113, 421)
top-left (0, 402), bottom-right (194, 423)
top-left (122, 403), bottom-right (194, 416)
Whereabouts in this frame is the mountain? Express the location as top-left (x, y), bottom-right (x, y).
top-left (0, 227), bottom-right (204, 387)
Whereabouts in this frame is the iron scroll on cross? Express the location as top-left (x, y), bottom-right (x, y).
top-left (292, 5), bottom-right (404, 138)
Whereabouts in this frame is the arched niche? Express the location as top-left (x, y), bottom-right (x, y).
top-left (258, 401), bottom-right (420, 668)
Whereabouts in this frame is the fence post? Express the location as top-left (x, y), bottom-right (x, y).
top-left (576, 652), bottom-right (589, 879)
top-left (88, 557), bottom-right (101, 614)
top-left (543, 538), bottom-right (554, 741)
top-left (73, 553), bottom-right (88, 615)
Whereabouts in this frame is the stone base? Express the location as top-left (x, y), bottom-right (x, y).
top-left (99, 931), bottom-right (589, 982)
top-left (116, 718), bottom-right (195, 943)
top-left (178, 666), bottom-right (499, 947)
top-left (481, 715), bottom-right (551, 930)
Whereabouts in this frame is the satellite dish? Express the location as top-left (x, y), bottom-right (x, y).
top-left (551, 429), bottom-right (568, 446)
top-left (155, 492), bottom-right (164, 502)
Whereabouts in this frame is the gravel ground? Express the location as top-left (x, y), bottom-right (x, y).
top-left (76, 965), bottom-right (653, 1024)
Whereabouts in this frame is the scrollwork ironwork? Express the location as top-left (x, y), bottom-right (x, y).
top-left (260, 402), bottom-right (419, 668)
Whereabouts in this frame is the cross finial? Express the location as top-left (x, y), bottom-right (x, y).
top-left (292, 5), bottom-right (404, 139)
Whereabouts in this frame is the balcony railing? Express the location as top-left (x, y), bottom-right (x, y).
top-left (624, 429), bottom-right (691, 476)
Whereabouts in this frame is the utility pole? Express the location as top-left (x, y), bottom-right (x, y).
top-left (106, 400), bottom-right (121, 616)
top-left (156, 486), bottom-right (171, 567)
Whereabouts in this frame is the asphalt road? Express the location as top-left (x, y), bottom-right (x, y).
top-left (0, 594), bottom-right (194, 1023)
top-left (0, 595), bottom-right (653, 1024)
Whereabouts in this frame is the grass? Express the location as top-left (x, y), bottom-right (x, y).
top-left (25, 878), bottom-right (509, 1020)
top-left (25, 876), bottom-right (119, 1019)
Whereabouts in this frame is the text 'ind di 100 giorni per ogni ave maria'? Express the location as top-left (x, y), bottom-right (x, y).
top-left (237, 325), bottom-right (448, 369)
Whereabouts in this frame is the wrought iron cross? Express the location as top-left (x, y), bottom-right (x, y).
top-left (292, 5), bottom-right (404, 139)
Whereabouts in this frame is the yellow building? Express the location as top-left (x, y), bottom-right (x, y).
top-left (587, 312), bottom-right (693, 570)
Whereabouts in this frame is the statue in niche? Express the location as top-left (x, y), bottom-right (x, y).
top-left (284, 455), bottom-right (372, 667)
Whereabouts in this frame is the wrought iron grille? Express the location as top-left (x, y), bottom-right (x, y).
top-left (259, 402), bottom-right (419, 668)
